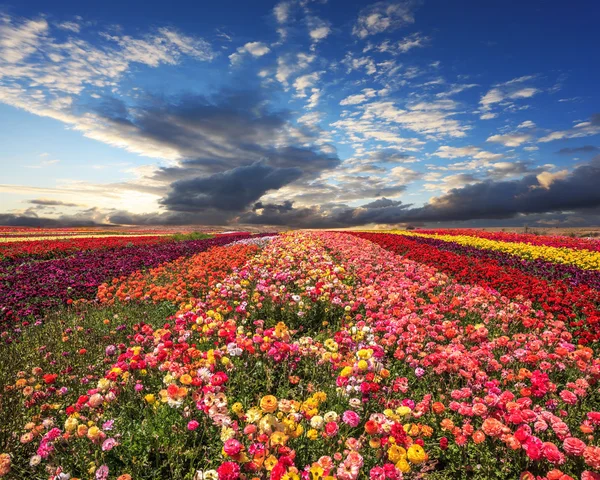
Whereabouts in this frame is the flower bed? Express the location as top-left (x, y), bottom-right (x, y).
top-left (0, 234), bottom-right (252, 333)
top-left (350, 232), bottom-right (600, 344)
top-left (2, 232), bottom-right (598, 480)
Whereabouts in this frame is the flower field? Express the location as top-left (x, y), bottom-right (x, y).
top-left (1, 229), bottom-right (599, 480)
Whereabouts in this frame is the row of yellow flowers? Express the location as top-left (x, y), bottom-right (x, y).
top-left (388, 230), bottom-right (600, 271)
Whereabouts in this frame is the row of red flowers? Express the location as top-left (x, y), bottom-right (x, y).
top-left (0, 235), bottom-right (169, 261)
top-left (348, 232), bottom-right (600, 344)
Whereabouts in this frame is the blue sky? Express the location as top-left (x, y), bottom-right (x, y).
top-left (1, 0), bottom-right (599, 227)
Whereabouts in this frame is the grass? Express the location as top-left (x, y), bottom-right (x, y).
top-left (168, 232), bottom-right (213, 242)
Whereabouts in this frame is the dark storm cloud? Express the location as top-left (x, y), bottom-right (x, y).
top-left (94, 90), bottom-right (339, 179)
top-left (556, 145), bottom-right (599, 154)
top-left (367, 149), bottom-right (415, 163)
top-left (91, 89), bottom-right (339, 217)
top-left (242, 156), bottom-right (600, 227)
top-left (27, 199), bottom-right (83, 207)
top-left (160, 162), bottom-right (303, 212)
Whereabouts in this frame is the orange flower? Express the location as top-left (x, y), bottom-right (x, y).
top-left (481, 418), bottom-right (504, 437)
top-left (472, 431), bottom-right (485, 444)
top-left (260, 395), bottom-right (278, 413)
top-left (432, 402), bottom-right (445, 414)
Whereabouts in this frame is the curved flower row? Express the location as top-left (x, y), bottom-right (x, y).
top-left (7, 232), bottom-right (598, 479)
top-left (388, 230), bottom-right (600, 271)
top-left (350, 232), bottom-right (600, 345)
top-left (413, 229), bottom-right (600, 252)
top-left (0, 233), bottom-right (252, 335)
top-left (404, 234), bottom-right (600, 290)
top-left (97, 243), bottom-right (262, 308)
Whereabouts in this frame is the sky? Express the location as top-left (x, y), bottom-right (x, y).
top-left (1, 0), bottom-right (599, 228)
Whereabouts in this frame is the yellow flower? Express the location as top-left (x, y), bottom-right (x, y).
top-left (64, 417), bottom-right (79, 432)
top-left (357, 360), bottom-right (368, 371)
top-left (265, 455), bottom-right (278, 471)
top-left (357, 348), bottom-right (373, 360)
top-left (231, 402), bottom-right (244, 416)
top-left (310, 465), bottom-right (324, 479)
top-left (387, 445), bottom-right (407, 463)
top-left (270, 431), bottom-right (288, 446)
top-left (179, 374), bottom-right (193, 385)
top-left (87, 426), bottom-right (102, 441)
top-left (396, 458), bottom-right (411, 473)
top-left (144, 394), bottom-right (156, 404)
top-left (313, 391), bottom-right (327, 403)
top-left (407, 444), bottom-right (428, 464)
top-left (340, 367), bottom-right (352, 377)
top-left (396, 406), bottom-right (411, 417)
top-left (306, 429), bottom-right (319, 440)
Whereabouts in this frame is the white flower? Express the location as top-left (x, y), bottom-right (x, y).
top-left (310, 415), bottom-right (324, 429)
top-left (29, 455), bottom-right (41, 466)
top-left (323, 411), bottom-right (338, 423)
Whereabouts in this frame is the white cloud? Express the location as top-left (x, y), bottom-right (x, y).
top-left (0, 16), bottom-right (48, 63)
top-left (229, 41), bottom-right (270, 64)
top-left (367, 33), bottom-right (429, 55)
top-left (293, 72), bottom-right (321, 97)
top-left (538, 118), bottom-right (600, 143)
top-left (56, 21), bottom-right (81, 33)
top-left (342, 53), bottom-right (377, 75)
top-left (306, 88), bottom-right (321, 109)
top-left (339, 88), bottom-right (378, 105)
top-left (480, 113), bottom-right (497, 120)
top-left (0, 15), bottom-right (216, 162)
top-left (486, 133), bottom-right (532, 147)
top-left (517, 120), bottom-right (535, 129)
top-left (276, 52), bottom-right (314, 86)
top-left (479, 75), bottom-right (540, 116)
top-left (435, 83), bottom-right (478, 98)
top-left (310, 26), bottom-right (330, 41)
top-left (353, 1), bottom-right (418, 38)
top-left (297, 111), bottom-right (323, 126)
top-left (274, 1), bottom-right (292, 23)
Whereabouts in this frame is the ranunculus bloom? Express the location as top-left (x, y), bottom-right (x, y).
top-left (342, 410), bottom-right (360, 427)
top-left (217, 461), bottom-right (240, 480)
top-left (223, 439), bottom-right (242, 456)
top-left (563, 436), bottom-right (586, 456)
top-left (259, 395), bottom-right (278, 413)
top-left (325, 421), bottom-right (339, 437)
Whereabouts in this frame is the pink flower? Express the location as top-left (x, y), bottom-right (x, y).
top-left (562, 437), bottom-right (586, 456)
top-left (187, 420), bottom-right (199, 431)
top-left (101, 437), bottom-right (118, 452)
top-left (342, 410), bottom-right (360, 428)
top-left (96, 465), bottom-right (109, 480)
top-left (559, 390), bottom-right (578, 405)
top-left (369, 466), bottom-right (385, 480)
top-left (223, 439), bottom-right (242, 456)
